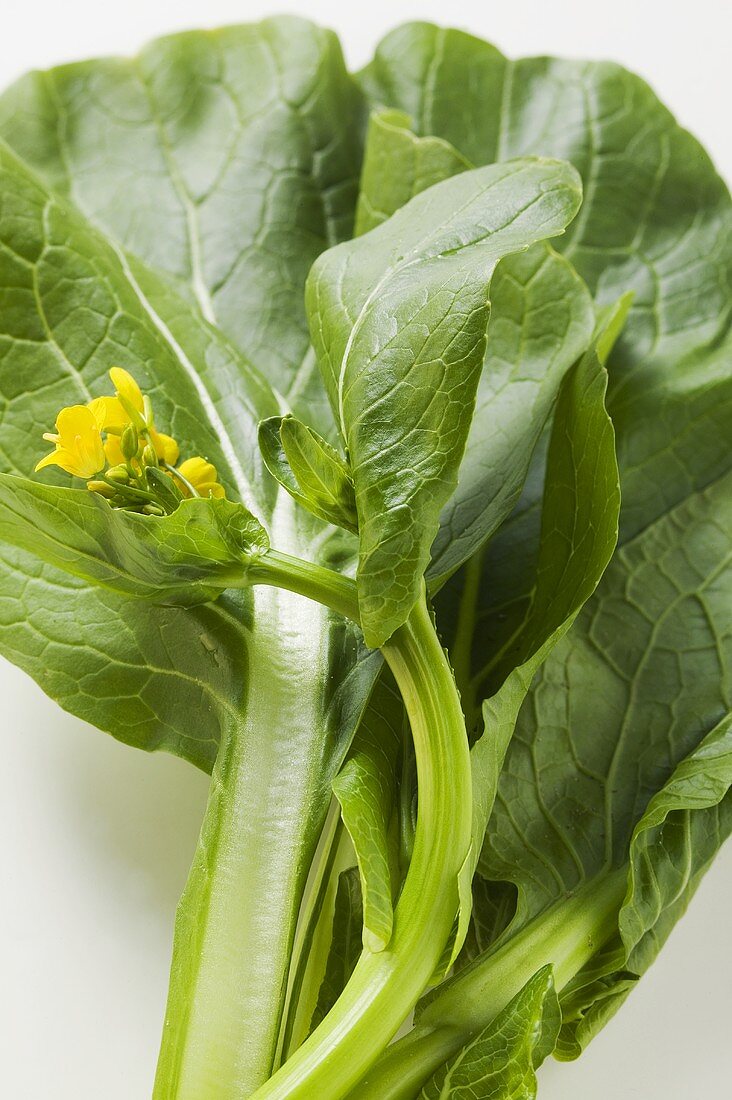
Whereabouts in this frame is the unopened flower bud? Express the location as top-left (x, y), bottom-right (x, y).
top-left (87, 480), bottom-right (116, 498)
top-left (120, 423), bottom-right (139, 462)
top-left (142, 444), bottom-right (158, 468)
top-left (106, 464), bottom-right (130, 483)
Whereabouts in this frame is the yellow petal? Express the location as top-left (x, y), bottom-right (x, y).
top-left (152, 431), bottom-right (180, 465)
top-left (55, 404), bottom-right (100, 445)
top-left (103, 435), bottom-right (126, 467)
top-left (109, 368), bottom-right (145, 413)
top-left (176, 456), bottom-right (225, 499)
top-left (178, 457), bottom-right (216, 487)
top-left (89, 395), bottom-right (129, 431)
top-left (35, 449), bottom-right (63, 473)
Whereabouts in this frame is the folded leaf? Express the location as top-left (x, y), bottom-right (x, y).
top-left (259, 415), bottom-right (359, 534)
top-left (463, 305), bottom-right (621, 872)
top-left (419, 966), bottom-right (560, 1100)
top-left (557, 710), bottom-right (732, 1057)
top-left (307, 157), bottom-right (584, 645)
top-left (309, 867), bottom-right (364, 1033)
top-left (0, 474), bottom-right (268, 602)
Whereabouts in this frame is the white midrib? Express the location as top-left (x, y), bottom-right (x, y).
top-left (336, 259), bottom-right (420, 439)
top-left (110, 241), bottom-right (261, 521)
top-left (176, 487), bottom-right (332, 1097)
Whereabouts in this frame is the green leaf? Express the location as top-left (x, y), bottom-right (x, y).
top-left (351, 108), bottom-right (597, 584)
top-left (309, 867), bottom-right (364, 1033)
top-left (465, 307), bottom-right (621, 870)
top-left (557, 711), bottom-right (732, 1057)
top-left (0, 25), bottom-right (374, 1089)
top-left (0, 475), bottom-right (268, 601)
top-left (0, 16), bottom-right (365, 408)
top-left (0, 132), bottom-right (277, 763)
top-left (332, 672), bottom-right (403, 951)
top-left (361, 23), bottom-right (732, 541)
top-left (355, 109), bottom-right (470, 236)
top-left (259, 415), bottom-right (359, 534)
top-left (470, 465), bottom-right (731, 976)
top-left (419, 966), bottom-right (560, 1100)
top-left (0, 542), bottom-right (244, 771)
top-left (307, 157), bottom-right (584, 646)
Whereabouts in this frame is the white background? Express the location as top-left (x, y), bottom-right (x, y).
top-left (1, 2), bottom-right (730, 1097)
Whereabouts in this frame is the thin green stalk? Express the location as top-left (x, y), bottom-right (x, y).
top-left (351, 869), bottom-right (628, 1099)
top-left (250, 590), bottom-right (473, 1100)
top-left (249, 548), bottom-right (360, 622)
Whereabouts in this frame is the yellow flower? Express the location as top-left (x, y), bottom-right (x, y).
top-left (89, 369), bottom-right (145, 431)
top-left (177, 457), bottom-right (225, 499)
top-left (152, 431), bottom-right (180, 465)
top-left (89, 369), bottom-right (179, 467)
top-left (35, 405), bottom-right (106, 479)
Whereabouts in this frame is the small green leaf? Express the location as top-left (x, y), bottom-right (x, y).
top-left (0, 474), bottom-right (268, 602)
top-left (419, 966), bottom-right (560, 1100)
top-left (333, 673), bottom-right (403, 951)
top-left (309, 867), bottom-right (364, 1034)
top-left (308, 157), bottom-right (584, 646)
top-left (259, 415), bottom-right (358, 534)
top-left (355, 109), bottom-right (470, 236)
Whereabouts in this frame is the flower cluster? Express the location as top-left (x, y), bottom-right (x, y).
top-left (36, 368), bottom-right (225, 514)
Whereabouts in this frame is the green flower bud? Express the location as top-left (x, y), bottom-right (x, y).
top-left (87, 480), bottom-right (116, 498)
top-left (106, 464), bottom-right (130, 483)
top-left (142, 444), bottom-right (158, 468)
top-left (120, 423), bottom-right (139, 462)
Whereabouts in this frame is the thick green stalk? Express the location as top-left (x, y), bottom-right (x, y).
top-left (351, 869), bottom-right (628, 1099)
top-left (153, 511), bottom-right (360, 1099)
top-left (251, 592), bottom-right (473, 1100)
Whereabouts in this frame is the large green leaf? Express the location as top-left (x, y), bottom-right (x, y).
top-left (0, 16), bottom-right (365, 406)
top-left (0, 134), bottom-right (279, 767)
top-left (307, 157), bottom-right (583, 646)
top-left (468, 467), bottom-right (731, 987)
top-left (418, 966), bottom-right (560, 1100)
top-left (360, 23), bottom-right (732, 539)
top-left (0, 23), bottom-right (372, 1090)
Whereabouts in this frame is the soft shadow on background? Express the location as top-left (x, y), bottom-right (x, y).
top-left (0, 657), bottom-right (209, 1096)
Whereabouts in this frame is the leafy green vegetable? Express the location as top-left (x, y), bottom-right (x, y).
top-left (0, 16), bottom-right (729, 1100)
top-left (307, 156), bottom-right (584, 645)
